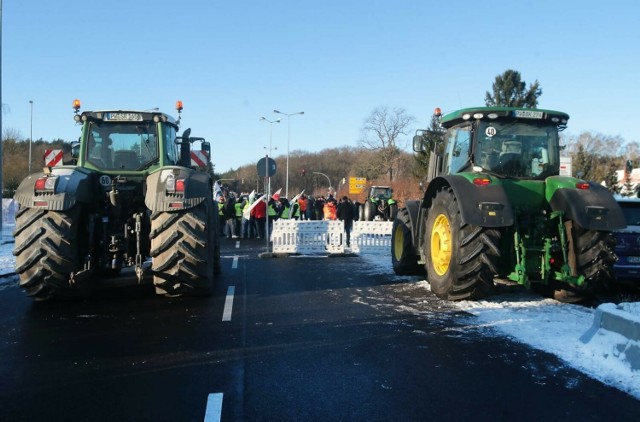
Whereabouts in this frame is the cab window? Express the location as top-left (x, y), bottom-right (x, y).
top-left (444, 126), bottom-right (471, 174)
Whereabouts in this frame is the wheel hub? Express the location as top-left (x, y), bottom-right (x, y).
top-left (431, 214), bottom-right (452, 276)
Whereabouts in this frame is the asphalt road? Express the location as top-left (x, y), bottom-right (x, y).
top-left (0, 238), bottom-right (639, 421)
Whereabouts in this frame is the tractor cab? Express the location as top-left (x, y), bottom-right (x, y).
top-left (414, 107), bottom-right (569, 180)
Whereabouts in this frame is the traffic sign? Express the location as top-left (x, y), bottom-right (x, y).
top-left (257, 157), bottom-right (277, 177)
top-left (349, 176), bottom-right (366, 194)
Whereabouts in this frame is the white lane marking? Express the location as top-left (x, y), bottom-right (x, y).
top-left (204, 393), bottom-right (223, 422)
top-left (222, 286), bottom-right (235, 322)
top-left (232, 256), bottom-right (239, 269)
top-left (235, 240), bottom-right (240, 248)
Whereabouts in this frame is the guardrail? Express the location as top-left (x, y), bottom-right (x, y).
top-left (271, 220), bottom-right (393, 255)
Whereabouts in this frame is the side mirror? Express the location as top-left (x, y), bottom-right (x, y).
top-left (201, 141), bottom-right (211, 162)
top-left (71, 142), bottom-right (80, 159)
top-left (413, 134), bottom-right (426, 152)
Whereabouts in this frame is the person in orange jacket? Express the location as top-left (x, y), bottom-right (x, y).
top-left (323, 197), bottom-right (337, 220)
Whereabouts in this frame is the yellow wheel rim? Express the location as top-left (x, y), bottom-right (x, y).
top-left (431, 214), bottom-right (452, 276)
top-left (393, 225), bottom-right (404, 261)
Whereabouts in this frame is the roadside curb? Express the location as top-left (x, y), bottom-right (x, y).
top-left (580, 303), bottom-right (640, 370)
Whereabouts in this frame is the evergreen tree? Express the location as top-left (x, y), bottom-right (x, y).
top-left (485, 69), bottom-right (542, 108)
top-left (412, 113), bottom-right (445, 179)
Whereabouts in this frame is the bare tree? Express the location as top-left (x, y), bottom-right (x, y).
top-left (360, 106), bottom-right (415, 181)
top-left (566, 131), bottom-right (624, 158)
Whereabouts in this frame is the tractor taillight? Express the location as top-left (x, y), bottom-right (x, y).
top-left (166, 174), bottom-right (185, 194)
top-left (576, 182), bottom-right (590, 190)
top-left (34, 176), bottom-right (56, 192)
top-left (34, 178), bottom-right (46, 191)
top-left (473, 177), bottom-right (491, 186)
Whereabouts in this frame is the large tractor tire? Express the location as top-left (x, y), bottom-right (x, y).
top-left (150, 201), bottom-right (215, 296)
top-left (550, 223), bottom-right (617, 303)
top-left (388, 203), bottom-right (398, 221)
top-left (391, 207), bottom-right (424, 275)
top-left (363, 200), bottom-right (377, 221)
top-left (13, 206), bottom-right (82, 300)
top-left (212, 212), bottom-right (221, 275)
top-left (425, 188), bottom-right (501, 301)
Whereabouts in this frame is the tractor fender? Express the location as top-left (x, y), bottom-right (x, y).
top-left (548, 180), bottom-right (626, 230)
top-left (13, 166), bottom-right (94, 211)
top-left (145, 167), bottom-right (212, 212)
top-left (422, 175), bottom-right (514, 227)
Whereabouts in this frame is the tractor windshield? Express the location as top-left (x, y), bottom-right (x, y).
top-left (475, 121), bottom-right (561, 179)
top-left (86, 121), bottom-right (159, 171)
top-left (370, 187), bottom-right (392, 199)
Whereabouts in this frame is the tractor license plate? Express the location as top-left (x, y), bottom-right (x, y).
top-left (514, 110), bottom-right (543, 119)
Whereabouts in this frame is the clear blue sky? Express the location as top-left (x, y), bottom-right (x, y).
top-left (2, 0), bottom-right (639, 173)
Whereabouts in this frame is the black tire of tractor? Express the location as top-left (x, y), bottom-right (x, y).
top-left (391, 207), bottom-right (424, 275)
top-left (212, 210), bottom-right (221, 275)
top-left (13, 206), bottom-right (82, 300)
top-left (150, 201), bottom-right (215, 296)
top-left (551, 225), bottom-right (617, 303)
top-left (364, 200), bottom-right (377, 221)
top-left (358, 204), bottom-right (365, 221)
top-left (425, 188), bottom-right (501, 301)
top-left (388, 203), bottom-right (398, 222)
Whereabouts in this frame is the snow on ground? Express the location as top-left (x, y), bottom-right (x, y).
top-left (361, 254), bottom-right (640, 400)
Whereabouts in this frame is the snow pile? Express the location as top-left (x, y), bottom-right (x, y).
top-left (361, 255), bottom-right (640, 400)
top-left (455, 294), bottom-right (640, 399)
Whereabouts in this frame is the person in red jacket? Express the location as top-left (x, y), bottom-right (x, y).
top-left (251, 197), bottom-right (267, 239)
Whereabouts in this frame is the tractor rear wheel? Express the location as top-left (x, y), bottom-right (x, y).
top-left (550, 223), bottom-right (617, 303)
top-left (391, 207), bottom-right (424, 275)
top-left (425, 188), bottom-right (500, 300)
top-left (150, 201), bottom-right (215, 296)
top-left (13, 206), bottom-right (82, 300)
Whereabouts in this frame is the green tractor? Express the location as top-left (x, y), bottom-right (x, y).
top-left (360, 185), bottom-right (398, 221)
top-left (391, 107), bottom-right (625, 302)
top-left (12, 100), bottom-right (220, 300)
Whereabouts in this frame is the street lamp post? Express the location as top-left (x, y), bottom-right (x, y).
top-left (312, 171), bottom-right (333, 195)
top-left (273, 109), bottom-right (304, 199)
top-left (260, 117), bottom-right (281, 251)
top-left (29, 100), bottom-right (33, 174)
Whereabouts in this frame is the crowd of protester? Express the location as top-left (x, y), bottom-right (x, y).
top-left (216, 191), bottom-right (356, 243)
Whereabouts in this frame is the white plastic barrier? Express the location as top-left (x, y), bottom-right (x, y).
top-left (272, 220), bottom-right (345, 254)
top-left (350, 221), bottom-right (393, 254)
top-left (270, 219), bottom-right (393, 255)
